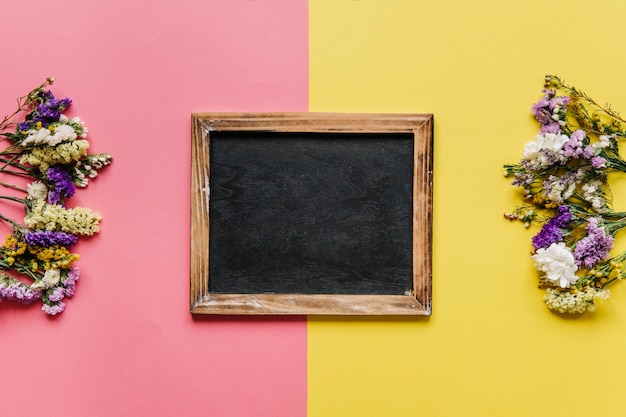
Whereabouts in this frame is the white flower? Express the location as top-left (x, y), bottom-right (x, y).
top-left (26, 181), bottom-right (48, 200)
top-left (30, 269), bottom-right (61, 291)
top-left (582, 180), bottom-right (607, 213)
top-left (23, 128), bottom-right (52, 146)
top-left (71, 117), bottom-right (88, 138)
top-left (22, 124), bottom-right (78, 146)
top-left (593, 135), bottom-right (612, 149)
top-left (521, 133), bottom-right (569, 166)
top-left (547, 181), bottom-right (575, 205)
top-left (532, 242), bottom-right (578, 288)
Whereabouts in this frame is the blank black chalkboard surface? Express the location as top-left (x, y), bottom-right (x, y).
top-left (191, 113), bottom-right (433, 315)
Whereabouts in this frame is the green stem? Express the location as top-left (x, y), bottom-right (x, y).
top-left (0, 195), bottom-right (26, 205)
top-left (0, 212), bottom-right (20, 229)
top-left (0, 259), bottom-right (41, 282)
top-left (0, 182), bottom-right (27, 192)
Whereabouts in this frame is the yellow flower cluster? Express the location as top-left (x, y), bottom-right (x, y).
top-left (1, 234), bottom-right (79, 271)
top-left (20, 139), bottom-right (90, 172)
top-left (1, 234), bottom-right (27, 266)
top-left (27, 245), bottom-right (79, 271)
top-left (25, 199), bottom-right (101, 236)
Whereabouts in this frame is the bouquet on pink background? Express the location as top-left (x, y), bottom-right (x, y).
top-left (505, 75), bottom-right (626, 314)
top-left (0, 78), bottom-right (111, 315)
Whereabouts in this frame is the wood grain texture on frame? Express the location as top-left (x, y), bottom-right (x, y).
top-left (191, 113), bottom-right (433, 315)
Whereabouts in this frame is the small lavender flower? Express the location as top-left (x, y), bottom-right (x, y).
top-left (42, 301), bottom-right (66, 315)
top-left (531, 89), bottom-right (570, 134)
top-left (0, 279), bottom-right (41, 303)
top-left (591, 156), bottom-right (607, 168)
top-left (24, 231), bottom-right (78, 247)
top-left (47, 286), bottom-right (65, 302)
top-left (531, 96), bottom-right (553, 126)
top-left (563, 130), bottom-right (586, 159)
top-left (63, 268), bottom-right (80, 297)
top-left (573, 218), bottom-right (614, 269)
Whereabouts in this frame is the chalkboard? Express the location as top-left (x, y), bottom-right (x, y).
top-left (191, 113), bottom-right (433, 315)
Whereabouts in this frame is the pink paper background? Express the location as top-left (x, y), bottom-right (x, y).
top-left (0, 1), bottom-right (308, 416)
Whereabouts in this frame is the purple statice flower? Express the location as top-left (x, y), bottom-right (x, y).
top-left (37, 90), bottom-right (55, 102)
top-left (24, 231), bottom-right (78, 247)
top-left (33, 104), bottom-right (60, 126)
top-left (553, 205), bottom-right (572, 227)
top-left (47, 97), bottom-right (72, 111)
top-left (532, 222), bottom-right (562, 250)
top-left (47, 286), bottom-right (65, 302)
top-left (17, 121), bottom-right (31, 133)
top-left (532, 205), bottom-right (572, 249)
top-left (30, 92), bottom-right (72, 127)
top-left (47, 164), bottom-right (75, 204)
top-left (0, 280), bottom-right (41, 304)
top-left (63, 268), bottom-right (80, 297)
top-left (573, 218), bottom-right (614, 269)
top-left (42, 301), bottom-right (66, 315)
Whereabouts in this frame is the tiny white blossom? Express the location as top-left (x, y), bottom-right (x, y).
top-left (593, 135), bottom-right (612, 149)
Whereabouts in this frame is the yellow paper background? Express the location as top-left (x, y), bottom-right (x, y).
top-left (308, 1), bottom-right (626, 416)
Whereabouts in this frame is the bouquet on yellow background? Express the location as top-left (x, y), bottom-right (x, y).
top-left (505, 75), bottom-right (626, 314)
top-left (0, 78), bottom-right (111, 315)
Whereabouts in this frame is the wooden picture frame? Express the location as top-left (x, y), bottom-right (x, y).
top-left (190, 113), bottom-right (433, 315)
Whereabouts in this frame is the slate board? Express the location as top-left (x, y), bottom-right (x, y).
top-left (208, 131), bottom-right (414, 295)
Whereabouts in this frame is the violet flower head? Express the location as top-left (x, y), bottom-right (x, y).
top-left (573, 218), bottom-right (614, 269)
top-left (33, 103), bottom-right (60, 126)
top-left (531, 97), bottom-right (553, 126)
top-left (24, 231), bottom-right (78, 247)
top-left (553, 205), bottom-right (572, 227)
top-left (532, 205), bottom-right (572, 250)
top-left (591, 156), bottom-right (607, 168)
top-left (47, 287), bottom-right (65, 303)
top-left (0, 280), bottom-right (41, 304)
top-left (563, 129), bottom-right (586, 159)
top-left (47, 164), bottom-right (75, 204)
top-left (531, 89), bottom-right (571, 134)
top-left (63, 268), bottom-right (80, 298)
top-left (47, 97), bottom-right (72, 111)
top-left (532, 222), bottom-right (562, 250)
top-left (17, 121), bottom-right (31, 133)
top-left (42, 301), bottom-right (66, 315)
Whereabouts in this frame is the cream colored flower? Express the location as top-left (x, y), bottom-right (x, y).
top-left (544, 287), bottom-right (610, 314)
top-left (30, 268), bottom-right (61, 291)
top-left (20, 140), bottom-right (90, 171)
top-left (25, 199), bottom-right (101, 236)
top-left (26, 181), bottom-right (48, 200)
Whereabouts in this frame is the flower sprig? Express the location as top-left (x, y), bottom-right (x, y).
top-left (0, 78), bottom-right (111, 315)
top-left (504, 74), bottom-right (626, 314)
